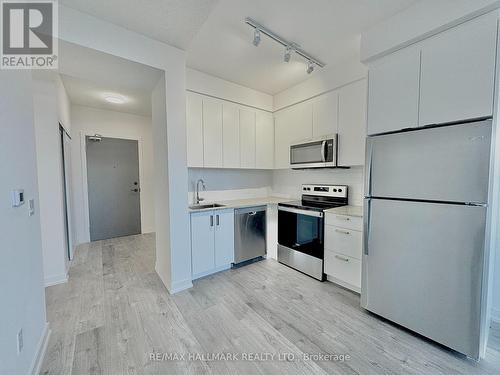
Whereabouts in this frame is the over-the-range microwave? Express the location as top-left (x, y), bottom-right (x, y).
top-left (290, 135), bottom-right (338, 169)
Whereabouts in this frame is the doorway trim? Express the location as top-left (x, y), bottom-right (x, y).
top-left (79, 130), bottom-right (145, 242)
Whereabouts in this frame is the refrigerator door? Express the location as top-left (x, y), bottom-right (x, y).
top-left (362, 198), bottom-right (486, 359)
top-left (365, 120), bottom-right (491, 203)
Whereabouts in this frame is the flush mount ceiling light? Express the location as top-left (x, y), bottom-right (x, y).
top-left (103, 94), bottom-right (126, 104)
top-left (245, 17), bottom-right (325, 74)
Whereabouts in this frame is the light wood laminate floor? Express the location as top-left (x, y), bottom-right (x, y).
top-left (41, 234), bottom-right (500, 374)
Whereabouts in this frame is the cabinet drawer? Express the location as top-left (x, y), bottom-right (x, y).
top-left (324, 251), bottom-right (361, 290)
top-left (325, 226), bottom-right (362, 260)
top-left (325, 214), bottom-right (362, 231)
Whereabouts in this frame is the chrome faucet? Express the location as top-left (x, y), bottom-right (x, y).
top-left (195, 179), bottom-right (206, 205)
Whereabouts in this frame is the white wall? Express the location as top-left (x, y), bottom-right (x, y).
top-left (187, 68), bottom-right (273, 111)
top-left (361, 0), bottom-right (500, 62)
top-left (0, 71), bottom-right (48, 375)
top-left (33, 72), bottom-right (70, 286)
top-left (56, 74), bottom-right (72, 134)
top-left (69, 105), bottom-right (155, 245)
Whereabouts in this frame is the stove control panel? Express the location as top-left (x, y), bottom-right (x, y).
top-left (302, 184), bottom-right (348, 198)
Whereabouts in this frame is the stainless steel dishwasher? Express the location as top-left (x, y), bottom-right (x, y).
top-left (234, 206), bottom-right (267, 265)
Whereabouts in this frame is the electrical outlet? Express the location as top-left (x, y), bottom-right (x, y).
top-left (17, 329), bottom-right (23, 354)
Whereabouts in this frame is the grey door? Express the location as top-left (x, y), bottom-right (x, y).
top-left (362, 198), bottom-right (486, 359)
top-left (86, 136), bottom-right (141, 241)
top-left (365, 119), bottom-right (491, 203)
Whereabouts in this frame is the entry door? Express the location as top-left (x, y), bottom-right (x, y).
top-left (86, 136), bottom-right (141, 241)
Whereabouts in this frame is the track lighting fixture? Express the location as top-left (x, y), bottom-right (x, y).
top-left (284, 45), bottom-right (292, 63)
top-left (307, 60), bottom-right (314, 74)
top-left (253, 28), bottom-right (261, 47)
top-left (245, 18), bottom-right (325, 74)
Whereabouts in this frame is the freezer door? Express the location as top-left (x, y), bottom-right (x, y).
top-left (362, 198), bottom-right (486, 359)
top-left (365, 120), bottom-right (491, 203)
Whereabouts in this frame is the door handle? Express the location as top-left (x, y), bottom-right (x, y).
top-left (216, 214), bottom-right (219, 226)
top-left (321, 140), bottom-right (327, 162)
top-left (335, 255), bottom-right (349, 262)
top-left (335, 229), bottom-right (350, 235)
top-left (363, 199), bottom-right (371, 256)
top-left (210, 215), bottom-right (213, 227)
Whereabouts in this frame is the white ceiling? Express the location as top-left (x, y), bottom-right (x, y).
top-left (59, 41), bottom-right (163, 116)
top-left (59, 0), bottom-right (220, 49)
top-left (59, 0), bottom-right (420, 95)
top-left (186, 0), bottom-right (420, 94)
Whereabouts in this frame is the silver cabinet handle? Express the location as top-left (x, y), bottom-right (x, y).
top-left (210, 215), bottom-right (213, 227)
top-left (216, 214), bottom-right (220, 226)
top-left (335, 229), bottom-right (350, 235)
top-left (335, 255), bottom-right (349, 262)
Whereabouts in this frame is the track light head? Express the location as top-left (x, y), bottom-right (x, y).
top-left (253, 28), bottom-right (261, 47)
top-left (284, 45), bottom-right (292, 63)
top-left (307, 60), bottom-right (314, 74)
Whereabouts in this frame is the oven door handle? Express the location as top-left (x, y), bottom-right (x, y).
top-left (278, 206), bottom-right (323, 218)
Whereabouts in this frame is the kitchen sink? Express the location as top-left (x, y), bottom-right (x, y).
top-left (189, 203), bottom-right (226, 210)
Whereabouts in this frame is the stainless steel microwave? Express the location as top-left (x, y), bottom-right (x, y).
top-left (290, 135), bottom-right (337, 169)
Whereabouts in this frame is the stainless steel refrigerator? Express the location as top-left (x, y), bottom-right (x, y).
top-left (362, 119), bottom-right (492, 360)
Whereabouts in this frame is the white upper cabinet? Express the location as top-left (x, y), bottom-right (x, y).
top-left (367, 47), bottom-right (421, 135)
top-left (290, 100), bottom-right (313, 143)
top-left (312, 90), bottom-right (338, 138)
top-left (202, 97), bottom-right (223, 168)
top-left (419, 13), bottom-right (497, 126)
top-left (338, 79), bottom-right (367, 166)
top-left (256, 111), bottom-right (274, 169)
top-left (186, 92), bottom-right (204, 167)
top-left (239, 108), bottom-right (256, 168)
top-left (222, 102), bottom-right (240, 168)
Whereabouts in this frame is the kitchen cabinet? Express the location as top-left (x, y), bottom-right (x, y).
top-left (239, 109), bottom-right (256, 168)
top-left (255, 111), bottom-right (274, 169)
top-left (202, 97), bottom-right (223, 167)
top-left (222, 102), bottom-right (240, 168)
top-left (312, 90), bottom-right (338, 138)
top-left (274, 101), bottom-right (313, 169)
top-left (186, 92), bottom-right (204, 167)
top-left (367, 47), bottom-right (420, 135)
top-left (419, 13), bottom-right (497, 126)
top-left (324, 211), bottom-right (363, 292)
top-left (190, 208), bottom-right (234, 279)
top-left (338, 79), bottom-right (367, 166)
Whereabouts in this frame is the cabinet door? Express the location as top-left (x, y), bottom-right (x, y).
top-left (338, 79), bottom-right (367, 166)
top-left (312, 90), bottom-right (338, 138)
top-left (255, 110), bottom-right (274, 169)
top-left (367, 47), bottom-right (420, 135)
top-left (419, 13), bottom-right (497, 126)
top-left (222, 103), bottom-right (240, 168)
top-left (214, 209), bottom-right (234, 267)
top-left (191, 210), bottom-right (215, 278)
top-left (203, 97), bottom-right (223, 167)
top-left (239, 108), bottom-right (256, 168)
top-left (274, 102), bottom-right (313, 169)
top-left (186, 92), bottom-right (204, 167)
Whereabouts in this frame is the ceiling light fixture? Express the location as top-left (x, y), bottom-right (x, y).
top-left (253, 28), bottom-right (261, 47)
top-left (245, 17), bottom-right (325, 73)
top-left (307, 60), bottom-right (314, 74)
top-left (103, 94), bottom-right (126, 104)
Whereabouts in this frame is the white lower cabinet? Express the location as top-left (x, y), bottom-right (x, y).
top-left (324, 212), bottom-right (363, 292)
top-left (190, 209), bottom-right (234, 279)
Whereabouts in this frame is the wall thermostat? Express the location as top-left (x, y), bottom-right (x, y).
top-left (11, 189), bottom-right (25, 207)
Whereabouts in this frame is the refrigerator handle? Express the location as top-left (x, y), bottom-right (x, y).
top-left (364, 139), bottom-right (374, 197)
top-left (363, 199), bottom-right (371, 256)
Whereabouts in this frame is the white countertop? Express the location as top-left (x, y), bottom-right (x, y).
top-left (324, 205), bottom-right (363, 217)
top-left (188, 196), bottom-right (293, 213)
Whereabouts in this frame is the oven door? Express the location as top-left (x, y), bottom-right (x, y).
top-left (277, 206), bottom-right (324, 259)
top-left (290, 136), bottom-right (336, 169)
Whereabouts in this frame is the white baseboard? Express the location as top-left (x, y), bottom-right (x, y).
top-left (29, 322), bottom-right (51, 375)
top-left (170, 278), bottom-right (193, 294)
top-left (491, 307), bottom-right (500, 324)
top-left (44, 273), bottom-right (68, 287)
